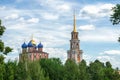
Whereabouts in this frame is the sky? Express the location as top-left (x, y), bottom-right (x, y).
top-left (0, 0), bottom-right (120, 68)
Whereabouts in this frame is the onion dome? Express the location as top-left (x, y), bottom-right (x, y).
top-left (38, 42), bottom-right (43, 48)
top-left (31, 40), bottom-right (36, 45)
top-left (21, 42), bottom-right (27, 48)
top-left (28, 39), bottom-right (36, 47)
top-left (28, 41), bottom-right (33, 47)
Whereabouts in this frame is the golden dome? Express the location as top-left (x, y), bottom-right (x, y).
top-left (31, 40), bottom-right (36, 45)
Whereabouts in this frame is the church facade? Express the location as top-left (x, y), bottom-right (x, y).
top-left (67, 14), bottom-right (83, 63)
top-left (19, 39), bottom-right (48, 62)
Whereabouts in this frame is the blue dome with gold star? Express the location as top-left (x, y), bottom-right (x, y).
top-left (38, 42), bottom-right (43, 48)
top-left (21, 42), bottom-right (27, 48)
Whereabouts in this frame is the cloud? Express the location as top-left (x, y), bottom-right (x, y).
top-left (101, 50), bottom-right (120, 55)
top-left (56, 4), bottom-right (71, 12)
top-left (80, 27), bottom-right (118, 42)
top-left (79, 3), bottom-right (115, 19)
top-left (44, 48), bottom-right (67, 63)
top-left (0, 6), bottom-right (6, 10)
top-left (4, 13), bottom-right (19, 20)
top-left (97, 55), bottom-right (112, 61)
top-left (37, 0), bottom-right (73, 14)
top-left (42, 12), bottom-right (59, 20)
top-left (79, 24), bottom-right (95, 31)
top-left (97, 51), bottom-right (120, 68)
top-left (27, 18), bottom-right (39, 23)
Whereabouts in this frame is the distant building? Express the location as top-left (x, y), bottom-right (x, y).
top-left (19, 39), bottom-right (48, 62)
top-left (67, 13), bottom-right (83, 63)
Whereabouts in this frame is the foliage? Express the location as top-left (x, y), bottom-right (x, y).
top-left (64, 59), bottom-right (79, 80)
top-left (0, 58), bottom-right (120, 80)
top-left (40, 58), bottom-right (64, 80)
top-left (78, 60), bottom-right (90, 80)
top-left (110, 4), bottom-right (120, 25)
top-left (4, 46), bottom-right (13, 55)
top-left (0, 19), bottom-right (12, 55)
top-left (0, 20), bottom-right (6, 36)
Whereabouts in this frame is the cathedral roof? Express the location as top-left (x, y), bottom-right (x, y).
top-left (38, 42), bottom-right (43, 48)
top-left (21, 42), bottom-right (27, 48)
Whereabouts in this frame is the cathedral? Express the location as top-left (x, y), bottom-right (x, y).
top-left (19, 38), bottom-right (49, 62)
top-left (67, 13), bottom-right (83, 63)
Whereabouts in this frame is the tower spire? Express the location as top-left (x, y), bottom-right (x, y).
top-left (73, 10), bottom-right (77, 32)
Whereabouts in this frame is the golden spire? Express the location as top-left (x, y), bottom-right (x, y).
top-left (73, 10), bottom-right (77, 32)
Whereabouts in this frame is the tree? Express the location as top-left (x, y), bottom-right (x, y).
top-left (28, 61), bottom-right (49, 80)
top-left (0, 19), bottom-right (12, 55)
top-left (78, 60), bottom-right (90, 80)
top-left (15, 62), bottom-right (29, 80)
top-left (104, 61), bottom-right (114, 80)
top-left (0, 55), bottom-right (5, 80)
top-left (64, 59), bottom-right (79, 80)
top-left (40, 58), bottom-right (64, 80)
top-left (110, 4), bottom-right (120, 25)
top-left (88, 60), bottom-right (105, 80)
top-left (4, 60), bottom-right (17, 80)
top-left (110, 4), bottom-right (120, 42)
top-left (0, 19), bottom-right (12, 80)
top-left (0, 20), bottom-right (5, 36)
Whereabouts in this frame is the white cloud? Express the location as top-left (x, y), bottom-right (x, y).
top-left (58, 25), bottom-right (72, 31)
top-left (42, 13), bottom-right (59, 20)
top-left (44, 48), bottom-right (67, 63)
top-left (81, 34), bottom-right (115, 42)
top-left (37, 0), bottom-right (72, 14)
top-left (97, 55), bottom-right (112, 61)
top-left (4, 13), bottom-right (19, 20)
top-left (79, 24), bottom-right (95, 31)
top-left (79, 3), bottom-right (115, 19)
top-left (80, 27), bottom-right (118, 42)
top-left (56, 4), bottom-right (71, 12)
top-left (97, 50), bottom-right (120, 68)
top-left (101, 50), bottom-right (120, 55)
top-left (0, 6), bottom-right (6, 10)
top-left (27, 18), bottom-right (39, 23)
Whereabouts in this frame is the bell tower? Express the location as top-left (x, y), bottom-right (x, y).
top-left (67, 12), bottom-right (83, 63)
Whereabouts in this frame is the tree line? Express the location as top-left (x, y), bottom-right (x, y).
top-left (0, 58), bottom-right (120, 80)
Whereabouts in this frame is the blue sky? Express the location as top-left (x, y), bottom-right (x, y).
top-left (0, 0), bottom-right (120, 68)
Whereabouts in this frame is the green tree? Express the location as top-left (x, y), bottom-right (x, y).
top-left (15, 62), bottom-right (30, 80)
top-left (104, 61), bottom-right (114, 80)
top-left (110, 4), bottom-right (120, 42)
top-left (0, 55), bottom-right (5, 80)
top-left (104, 61), bottom-right (120, 80)
top-left (40, 58), bottom-right (64, 80)
top-left (4, 60), bottom-right (17, 80)
top-left (0, 20), bottom-right (5, 36)
top-left (78, 60), bottom-right (90, 80)
top-left (28, 61), bottom-right (49, 80)
top-left (110, 4), bottom-right (120, 25)
top-left (0, 19), bottom-right (12, 55)
top-left (88, 60), bottom-right (105, 80)
top-left (64, 59), bottom-right (79, 80)
top-left (0, 19), bottom-right (12, 80)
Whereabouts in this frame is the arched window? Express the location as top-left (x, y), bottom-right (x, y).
top-left (76, 34), bottom-right (77, 38)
